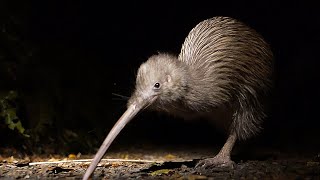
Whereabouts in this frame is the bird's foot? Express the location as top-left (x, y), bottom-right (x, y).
top-left (195, 155), bottom-right (235, 169)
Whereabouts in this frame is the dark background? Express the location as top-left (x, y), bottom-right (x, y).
top-left (0, 1), bottom-right (319, 156)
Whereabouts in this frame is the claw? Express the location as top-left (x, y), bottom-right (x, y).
top-left (195, 156), bottom-right (235, 169)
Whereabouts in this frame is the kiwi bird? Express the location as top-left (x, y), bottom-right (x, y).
top-left (83, 16), bottom-right (273, 179)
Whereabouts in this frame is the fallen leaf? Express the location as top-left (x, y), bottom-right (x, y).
top-left (164, 154), bottom-right (176, 160)
top-left (150, 169), bottom-right (174, 176)
top-left (7, 156), bottom-right (18, 163)
top-left (185, 174), bottom-right (208, 180)
top-left (68, 154), bottom-right (76, 159)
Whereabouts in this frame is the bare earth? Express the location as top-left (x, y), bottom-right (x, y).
top-left (1, 146), bottom-right (319, 179)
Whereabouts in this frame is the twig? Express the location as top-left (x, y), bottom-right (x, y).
top-left (29, 158), bottom-right (164, 165)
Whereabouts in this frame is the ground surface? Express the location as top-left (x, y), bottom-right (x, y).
top-left (1, 146), bottom-right (320, 180)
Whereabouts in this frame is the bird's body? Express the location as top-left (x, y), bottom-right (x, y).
top-left (130, 17), bottom-right (272, 140)
top-left (83, 16), bottom-right (273, 179)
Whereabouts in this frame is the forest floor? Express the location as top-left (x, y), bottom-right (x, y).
top-left (1, 145), bottom-right (320, 179)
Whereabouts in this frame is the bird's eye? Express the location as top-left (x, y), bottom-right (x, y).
top-left (153, 82), bottom-right (161, 89)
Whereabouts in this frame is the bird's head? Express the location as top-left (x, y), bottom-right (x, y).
top-left (82, 53), bottom-right (188, 179)
top-left (128, 53), bottom-right (188, 110)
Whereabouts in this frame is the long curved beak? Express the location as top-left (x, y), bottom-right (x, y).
top-left (82, 96), bottom-right (156, 180)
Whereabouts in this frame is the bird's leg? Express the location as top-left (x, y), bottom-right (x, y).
top-left (196, 132), bottom-right (237, 169)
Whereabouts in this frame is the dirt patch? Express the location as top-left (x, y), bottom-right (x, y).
top-left (1, 147), bottom-right (319, 179)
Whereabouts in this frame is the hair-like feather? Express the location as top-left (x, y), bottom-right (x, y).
top-left (129, 16), bottom-right (273, 140)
